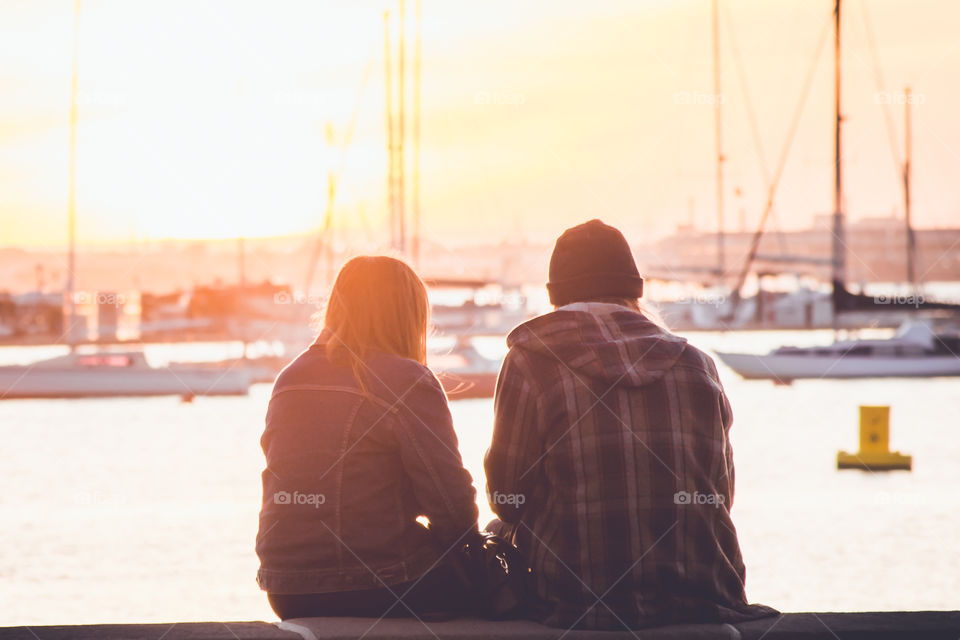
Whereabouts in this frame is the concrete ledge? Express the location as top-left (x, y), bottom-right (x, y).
top-left (2, 612), bottom-right (959, 640)
top-left (279, 617), bottom-right (737, 639)
top-left (737, 611), bottom-right (960, 640)
top-left (0, 621), bottom-right (300, 640)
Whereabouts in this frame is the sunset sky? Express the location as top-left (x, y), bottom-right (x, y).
top-left (1, 0), bottom-right (958, 248)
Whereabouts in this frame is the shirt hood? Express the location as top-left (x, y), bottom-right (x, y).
top-left (506, 302), bottom-right (688, 387)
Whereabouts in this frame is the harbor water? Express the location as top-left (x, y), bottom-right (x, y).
top-left (1, 331), bottom-right (958, 625)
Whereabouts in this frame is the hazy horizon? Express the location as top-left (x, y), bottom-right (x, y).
top-left (2, 0), bottom-right (958, 249)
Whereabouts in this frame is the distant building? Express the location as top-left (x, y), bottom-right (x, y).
top-left (643, 217), bottom-right (960, 284)
top-left (0, 292), bottom-right (64, 341)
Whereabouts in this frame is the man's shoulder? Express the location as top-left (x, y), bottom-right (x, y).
top-left (505, 309), bottom-right (582, 347)
top-left (671, 340), bottom-right (716, 370)
top-left (664, 340), bottom-right (724, 390)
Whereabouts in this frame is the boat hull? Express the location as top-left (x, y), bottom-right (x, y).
top-left (0, 366), bottom-right (250, 399)
top-left (715, 352), bottom-right (960, 381)
top-left (438, 371), bottom-right (497, 399)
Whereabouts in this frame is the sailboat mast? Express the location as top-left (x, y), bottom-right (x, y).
top-left (397, 0), bottom-right (406, 254)
top-left (238, 235), bottom-right (248, 360)
top-left (713, 0), bottom-right (724, 278)
top-left (412, 0), bottom-right (422, 268)
top-left (384, 10), bottom-right (398, 250)
top-left (302, 125), bottom-right (337, 296)
top-left (831, 0), bottom-right (846, 296)
top-left (324, 123), bottom-right (336, 286)
top-left (66, 0), bottom-right (81, 352)
top-left (904, 86), bottom-right (916, 289)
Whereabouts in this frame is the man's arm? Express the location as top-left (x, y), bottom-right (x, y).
top-left (484, 349), bottom-right (542, 524)
top-left (709, 354), bottom-right (736, 509)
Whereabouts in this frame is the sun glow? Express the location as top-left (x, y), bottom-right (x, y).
top-left (1, 0), bottom-right (959, 247)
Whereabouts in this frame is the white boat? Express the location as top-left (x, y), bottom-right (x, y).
top-left (428, 279), bottom-right (531, 337)
top-left (0, 351), bottom-right (251, 399)
top-left (428, 336), bottom-right (502, 399)
top-left (716, 322), bottom-right (960, 382)
top-left (0, 15), bottom-right (250, 402)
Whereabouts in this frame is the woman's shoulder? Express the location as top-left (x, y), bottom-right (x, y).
top-left (272, 344), bottom-right (343, 389)
top-left (364, 351), bottom-right (440, 393)
top-left (278, 347), bottom-right (439, 394)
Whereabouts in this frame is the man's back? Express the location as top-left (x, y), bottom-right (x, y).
top-left (485, 302), bottom-right (775, 629)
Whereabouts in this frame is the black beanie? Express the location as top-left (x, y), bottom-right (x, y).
top-left (547, 219), bottom-right (644, 307)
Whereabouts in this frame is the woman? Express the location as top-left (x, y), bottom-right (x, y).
top-left (256, 256), bottom-right (479, 620)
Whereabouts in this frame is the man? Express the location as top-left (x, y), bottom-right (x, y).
top-left (484, 219), bottom-right (776, 630)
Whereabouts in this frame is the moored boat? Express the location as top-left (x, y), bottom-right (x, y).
top-left (428, 336), bottom-right (501, 399)
top-left (716, 321), bottom-right (960, 382)
top-left (0, 351), bottom-right (251, 399)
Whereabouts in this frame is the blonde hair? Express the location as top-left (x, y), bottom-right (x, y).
top-left (323, 256), bottom-right (429, 384)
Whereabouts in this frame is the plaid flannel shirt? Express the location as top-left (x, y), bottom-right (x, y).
top-left (484, 302), bottom-right (776, 630)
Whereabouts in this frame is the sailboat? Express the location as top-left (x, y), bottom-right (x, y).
top-left (385, 3), bottom-right (505, 398)
top-left (0, 350), bottom-right (251, 399)
top-left (716, 0), bottom-right (960, 381)
top-left (0, 1), bottom-right (251, 400)
top-left (717, 321), bottom-right (960, 382)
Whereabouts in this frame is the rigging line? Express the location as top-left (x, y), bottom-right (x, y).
top-left (859, 0), bottom-right (903, 174)
top-left (304, 46), bottom-right (377, 293)
top-left (723, 3), bottom-right (771, 186)
top-left (329, 49), bottom-right (377, 228)
top-left (722, 1), bottom-right (789, 257)
top-left (731, 6), bottom-right (834, 299)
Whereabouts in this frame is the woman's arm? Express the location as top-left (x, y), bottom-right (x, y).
top-left (394, 368), bottom-right (479, 550)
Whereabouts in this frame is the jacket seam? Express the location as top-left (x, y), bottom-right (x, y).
top-left (334, 396), bottom-right (364, 571)
top-left (398, 374), bottom-right (459, 517)
top-left (271, 383), bottom-right (399, 413)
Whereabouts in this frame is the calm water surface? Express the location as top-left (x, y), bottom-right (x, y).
top-left (1, 331), bottom-right (958, 625)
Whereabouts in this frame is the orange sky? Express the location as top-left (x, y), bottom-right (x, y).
top-left (0, 0), bottom-right (958, 249)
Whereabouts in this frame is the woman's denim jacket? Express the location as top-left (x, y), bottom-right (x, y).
top-left (256, 343), bottom-right (479, 594)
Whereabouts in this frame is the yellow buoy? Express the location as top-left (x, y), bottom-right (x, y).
top-left (837, 405), bottom-right (912, 471)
